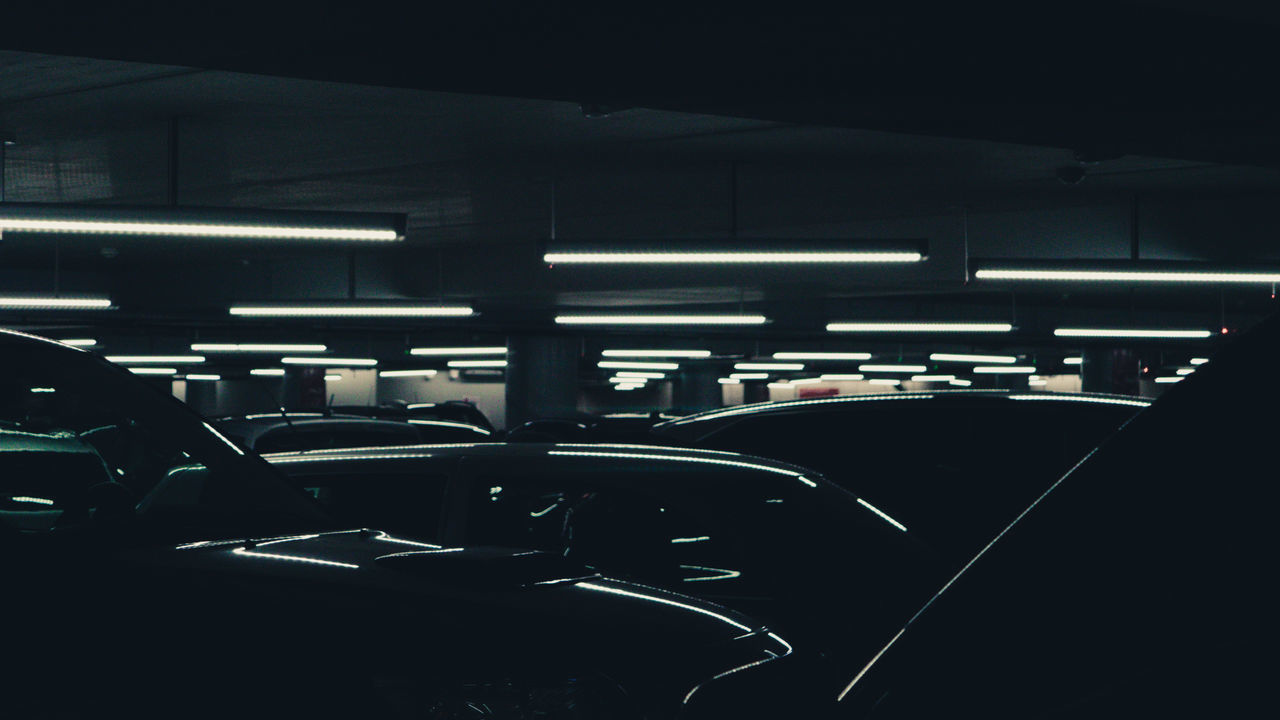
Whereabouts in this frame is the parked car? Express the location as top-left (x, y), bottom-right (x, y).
top-left (834, 331), bottom-right (1270, 718)
top-left (1, 329), bottom-right (792, 719)
top-left (213, 412), bottom-right (492, 452)
top-left (332, 399), bottom-right (495, 431)
top-left (651, 391), bottom-right (1148, 566)
top-left (257, 442), bottom-right (946, 700)
top-left (507, 411), bottom-right (677, 444)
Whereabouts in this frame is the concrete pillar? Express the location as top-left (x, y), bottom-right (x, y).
top-left (1082, 348), bottom-right (1140, 395)
top-left (183, 379), bottom-right (219, 417)
top-left (742, 380), bottom-right (770, 404)
top-left (282, 367), bottom-right (327, 410)
top-left (674, 364), bottom-right (721, 414)
top-left (505, 335), bottom-right (580, 427)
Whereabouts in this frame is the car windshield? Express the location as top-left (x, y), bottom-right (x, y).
top-left (0, 334), bottom-right (327, 538)
top-left (836, 317), bottom-right (1280, 717)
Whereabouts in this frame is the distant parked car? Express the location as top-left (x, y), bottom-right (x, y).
top-left (260, 442), bottom-right (945, 690)
top-left (332, 400), bottom-right (494, 431)
top-left (651, 391), bottom-right (1147, 566)
top-left (507, 411), bottom-right (677, 444)
top-left (213, 412), bottom-right (491, 453)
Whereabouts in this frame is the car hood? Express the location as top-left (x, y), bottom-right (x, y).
top-left (128, 528), bottom-right (765, 663)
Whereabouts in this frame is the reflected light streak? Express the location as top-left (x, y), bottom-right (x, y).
top-left (232, 547), bottom-right (359, 569)
top-left (856, 498), bottom-right (908, 532)
top-left (576, 582), bottom-right (752, 633)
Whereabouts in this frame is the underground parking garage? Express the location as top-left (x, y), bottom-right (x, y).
top-left (3, 4), bottom-right (1280, 719)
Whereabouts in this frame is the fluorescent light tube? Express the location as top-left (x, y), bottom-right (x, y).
top-left (602, 349), bottom-right (711, 358)
top-left (1027, 379), bottom-right (1047, 386)
top-left (545, 250), bottom-right (923, 264)
top-left (1176, 368), bottom-right (1196, 376)
top-left (250, 368), bottom-right (286, 376)
top-left (378, 369), bottom-right (439, 378)
top-left (772, 352), bottom-right (872, 361)
top-left (730, 373), bottom-right (770, 380)
top-left (1154, 376), bottom-right (1183, 383)
top-left (973, 366), bottom-right (1036, 374)
top-left (1063, 356), bottom-right (1084, 365)
top-left (231, 305), bottom-right (474, 318)
top-left (910, 374), bottom-right (956, 382)
top-left (0, 203), bottom-right (405, 241)
top-left (718, 378), bottom-right (741, 385)
top-left (868, 378), bottom-right (901, 386)
top-left (0, 296), bottom-right (113, 310)
top-left (615, 371), bottom-right (666, 379)
top-left (859, 364), bottom-right (927, 373)
top-left (1054, 328), bottom-right (1212, 339)
top-left (57, 338), bottom-right (97, 347)
top-left (829, 322), bottom-right (1012, 333)
top-left (949, 379), bottom-right (973, 387)
top-left (324, 374), bottom-right (343, 381)
top-left (819, 373), bottom-right (865, 381)
top-left (192, 343), bottom-right (327, 353)
top-left (447, 360), bottom-right (507, 368)
top-left (282, 357), bottom-right (377, 366)
top-left (929, 353), bottom-right (1017, 364)
top-left (789, 378), bottom-right (822, 385)
top-left (107, 355), bottom-right (205, 364)
top-left (615, 383), bottom-right (643, 391)
top-left (184, 374), bottom-right (220, 381)
top-left (557, 315), bottom-right (768, 326)
top-left (409, 346), bottom-right (506, 356)
top-left (975, 267), bottom-right (1280, 283)
top-left (609, 377), bottom-right (648, 384)
top-left (129, 367), bottom-right (177, 375)
top-left (735, 362), bottom-right (805, 371)
top-left (1190, 357), bottom-right (1209, 365)
top-left (598, 361), bottom-right (680, 370)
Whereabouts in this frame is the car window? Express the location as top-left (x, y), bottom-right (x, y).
top-left (466, 478), bottom-right (749, 591)
top-left (289, 472), bottom-right (448, 540)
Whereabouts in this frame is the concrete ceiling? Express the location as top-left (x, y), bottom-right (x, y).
top-left (1, 45), bottom-right (1278, 364)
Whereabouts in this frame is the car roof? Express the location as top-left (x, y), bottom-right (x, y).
top-left (261, 441), bottom-right (821, 480)
top-left (652, 389), bottom-right (1149, 438)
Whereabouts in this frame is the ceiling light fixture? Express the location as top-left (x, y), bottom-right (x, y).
top-left (324, 374), bottom-right (343, 381)
top-left (819, 373), bottom-right (865, 381)
top-left (949, 379), bottom-right (973, 387)
top-left (929, 352), bottom-right (1017, 364)
top-left (1176, 368), bottom-right (1196, 376)
top-left (598, 361), bottom-right (680, 371)
top-left (829, 322), bottom-right (1012, 333)
top-left (772, 352), bottom-right (872, 361)
top-left (544, 240), bottom-right (925, 265)
top-left (409, 346), bottom-right (506, 356)
top-left (1054, 328), bottom-right (1212, 339)
top-left (0, 203), bottom-right (405, 242)
top-left (129, 367), bottom-right (177, 376)
top-left (601, 349), bottom-right (712, 358)
top-left (1028, 379), bottom-right (1048, 386)
top-left (609, 376), bottom-right (648, 384)
top-left (230, 305), bottom-right (474, 318)
top-left (974, 260), bottom-right (1280, 284)
top-left (1190, 357), bottom-right (1210, 365)
top-left (730, 373), bottom-right (770, 380)
top-left (1154, 376), bottom-right (1183, 384)
top-left (973, 366), bottom-right (1036, 374)
top-left (0, 296), bottom-right (113, 310)
top-left (717, 378), bottom-right (740, 385)
top-left (184, 374), bottom-right (221, 381)
top-left (192, 343), bottom-right (328, 353)
top-left (281, 357), bottom-right (377, 367)
top-left (106, 355), bottom-right (205, 364)
top-left (557, 315), bottom-right (768, 326)
top-left (615, 371), bottom-right (666, 379)
top-left (910, 374), bottom-right (956, 382)
top-left (859, 364), bottom-right (927, 373)
top-left (447, 360), bottom-right (507, 368)
top-left (868, 378), bottom-right (902, 386)
top-left (57, 338), bottom-right (98, 347)
top-left (735, 362), bottom-right (805, 371)
top-left (250, 368), bottom-right (286, 376)
top-left (1063, 356), bottom-right (1084, 365)
top-left (378, 369), bottom-right (439, 378)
